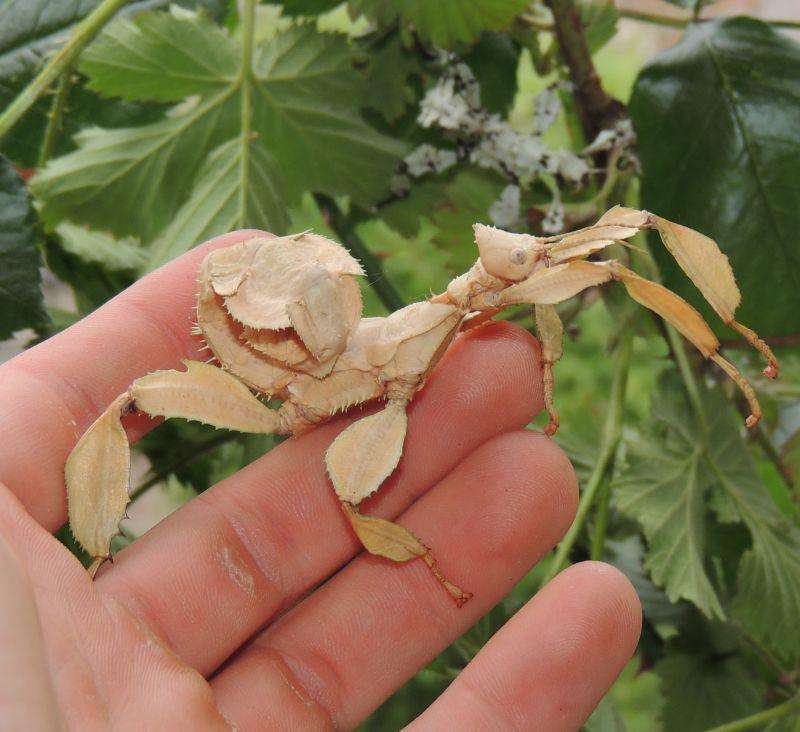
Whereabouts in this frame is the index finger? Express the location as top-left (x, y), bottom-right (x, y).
top-left (0, 230), bottom-right (266, 531)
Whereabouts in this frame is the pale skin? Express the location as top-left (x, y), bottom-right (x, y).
top-left (0, 232), bottom-right (643, 730)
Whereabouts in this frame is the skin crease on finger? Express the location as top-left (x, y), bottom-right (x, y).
top-left (0, 230), bottom-right (269, 531)
top-left (210, 429), bottom-right (580, 730)
top-left (95, 320), bottom-right (545, 676)
top-left (409, 561), bottom-right (642, 731)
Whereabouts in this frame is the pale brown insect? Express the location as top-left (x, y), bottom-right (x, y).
top-left (65, 207), bottom-right (778, 603)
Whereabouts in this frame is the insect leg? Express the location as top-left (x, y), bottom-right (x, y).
top-left (534, 304), bottom-right (564, 436)
top-left (67, 360), bottom-right (287, 576)
top-left (340, 502), bottom-right (473, 607)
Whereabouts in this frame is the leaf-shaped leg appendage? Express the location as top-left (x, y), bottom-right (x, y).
top-left (535, 304), bottom-right (564, 436)
top-left (66, 361), bottom-right (286, 576)
top-left (340, 503), bottom-right (473, 607)
top-left (66, 394), bottom-right (132, 577)
top-left (609, 263), bottom-right (763, 427)
top-left (130, 360), bottom-right (285, 434)
top-left (650, 215), bottom-right (779, 379)
top-left (325, 400), bottom-right (409, 506)
top-left (326, 400), bottom-right (472, 605)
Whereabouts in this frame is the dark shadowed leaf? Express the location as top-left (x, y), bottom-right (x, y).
top-left (463, 32), bottom-right (519, 114)
top-left (0, 154), bottom-right (46, 339)
top-left (630, 17), bottom-right (800, 336)
top-left (656, 648), bottom-right (766, 730)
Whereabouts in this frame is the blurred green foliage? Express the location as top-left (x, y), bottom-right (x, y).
top-left (1, 1), bottom-right (799, 729)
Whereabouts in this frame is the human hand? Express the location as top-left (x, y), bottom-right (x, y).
top-left (0, 231), bottom-right (641, 730)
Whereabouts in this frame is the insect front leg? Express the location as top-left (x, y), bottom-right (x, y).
top-left (66, 360), bottom-right (288, 577)
top-left (534, 304), bottom-right (564, 436)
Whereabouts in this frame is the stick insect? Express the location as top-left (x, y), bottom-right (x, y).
top-left (66, 207), bottom-right (778, 603)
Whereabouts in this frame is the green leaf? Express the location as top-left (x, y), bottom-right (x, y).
top-left (630, 17), bottom-right (800, 336)
top-left (31, 18), bottom-right (405, 253)
top-left (618, 377), bottom-right (800, 653)
top-left (32, 90), bottom-right (239, 241)
top-left (361, 34), bottom-right (420, 123)
top-left (656, 649), bottom-right (766, 731)
top-left (56, 221), bottom-right (146, 270)
top-left (381, 168), bottom-right (505, 273)
top-left (582, 1), bottom-right (619, 55)
top-left (80, 9), bottom-right (238, 102)
top-left (606, 537), bottom-right (688, 628)
top-left (614, 393), bottom-right (725, 620)
top-left (0, 154), bottom-right (46, 339)
top-left (148, 138), bottom-right (288, 268)
top-left (462, 32), bottom-right (519, 114)
top-left (584, 695), bottom-right (627, 732)
top-left (356, 218), bottom-right (452, 302)
top-left (0, 1), bottom-right (225, 166)
top-left (349, 0), bottom-right (528, 48)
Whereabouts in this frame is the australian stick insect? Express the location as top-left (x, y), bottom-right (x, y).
top-left (65, 206), bottom-right (778, 604)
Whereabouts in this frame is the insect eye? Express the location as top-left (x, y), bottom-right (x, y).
top-left (510, 248), bottom-right (527, 265)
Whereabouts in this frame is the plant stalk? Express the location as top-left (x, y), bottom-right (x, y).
top-left (705, 693), bottom-right (800, 732)
top-left (543, 331), bottom-right (632, 583)
top-left (37, 69), bottom-right (73, 168)
top-left (0, 0), bottom-right (130, 142)
top-left (237, 0), bottom-right (256, 227)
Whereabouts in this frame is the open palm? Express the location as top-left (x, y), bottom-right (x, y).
top-left (0, 231), bottom-right (640, 730)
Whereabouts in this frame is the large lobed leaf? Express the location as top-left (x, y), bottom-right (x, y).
top-left (616, 381), bottom-right (800, 654)
top-left (630, 17), bottom-right (800, 336)
top-left (615, 393), bottom-right (725, 620)
top-left (0, 154), bottom-right (46, 339)
top-left (30, 14), bottom-right (405, 257)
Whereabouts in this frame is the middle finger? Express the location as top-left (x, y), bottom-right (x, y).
top-left (95, 322), bottom-right (543, 676)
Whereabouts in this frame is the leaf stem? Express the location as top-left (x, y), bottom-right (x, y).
top-left (544, 330), bottom-right (632, 583)
top-left (37, 69), bottom-right (73, 168)
top-left (705, 693), bottom-right (800, 732)
top-left (237, 0), bottom-right (256, 227)
top-left (0, 0), bottom-right (130, 142)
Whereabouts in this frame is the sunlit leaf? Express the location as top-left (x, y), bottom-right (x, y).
top-left (31, 17), bottom-right (405, 250)
top-left (56, 221), bottom-right (146, 270)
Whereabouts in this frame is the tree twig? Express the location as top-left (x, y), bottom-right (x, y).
top-left (0, 0), bottom-right (130, 142)
top-left (545, 0), bottom-right (624, 141)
